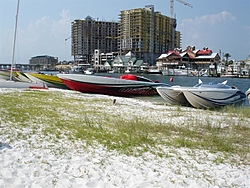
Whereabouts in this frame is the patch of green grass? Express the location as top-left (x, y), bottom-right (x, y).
top-left (220, 105), bottom-right (250, 118)
top-left (1, 90), bottom-right (249, 163)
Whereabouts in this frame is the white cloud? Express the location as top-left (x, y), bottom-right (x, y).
top-left (26, 17), bottom-right (50, 40)
top-left (17, 9), bottom-right (72, 61)
top-left (179, 11), bottom-right (236, 50)
top-left (181, 11), bottom-right (236, 27)
top-left (201, 11), bottom-right (235, 25)
top-left (52, 9), bottom-right (71, 38)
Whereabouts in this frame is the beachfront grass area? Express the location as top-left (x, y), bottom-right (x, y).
top-left (1, 88), bottom-right (250, 164)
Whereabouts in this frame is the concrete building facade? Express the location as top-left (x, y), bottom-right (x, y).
top-left (119, 5), bottom-right (181, 65)
top-left (29, 55), bottom-right (58, 70)
top-left (71, 16), bottom-right (119, 64)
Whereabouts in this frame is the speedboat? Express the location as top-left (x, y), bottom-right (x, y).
top-left (157, 80), bottom-right (247, 109)
top-left (182, 80), bottom-right (246, 109)
top-left (22, 72), bottom-right (68, 89)
top-left (83, 68), bottom-right (95, 75)
top-left (0, 79), bottom-right (48, 89)
top-left (0, 70), bottom-right (12, 80)
top-left (0, 70), bottom-right (22, 81)
top-left (57, 73), bottom-right (170, 97)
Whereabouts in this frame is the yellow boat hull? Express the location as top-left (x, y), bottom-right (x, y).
top-left (24, 73), bottom-right (68, 89)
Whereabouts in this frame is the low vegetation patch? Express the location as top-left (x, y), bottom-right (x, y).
top-left (1, 90), bottom-right (249, 164)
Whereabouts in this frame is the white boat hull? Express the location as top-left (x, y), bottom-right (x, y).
top-left (183, 88), bottom-right (246, 109)
top-left (246, 88), bottom-right (250, 101)
top-left (156, 86), bottom-right (191, 106)
top-left (0, 80), bottom-right (48, 89)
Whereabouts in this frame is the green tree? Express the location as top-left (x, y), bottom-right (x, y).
top-left (224, 53), bottom-right (231, 65)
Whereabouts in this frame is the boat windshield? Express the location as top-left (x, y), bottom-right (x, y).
top-left (135, 76), bottom-right (154, 82)
top-left (194, 83), bottom-right (231, 89)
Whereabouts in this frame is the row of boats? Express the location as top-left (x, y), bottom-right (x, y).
top-left (1, 70), bottom-right (249, 109)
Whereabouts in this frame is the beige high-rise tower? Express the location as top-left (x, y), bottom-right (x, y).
top-left (119, 5), bottom-right (181, 65)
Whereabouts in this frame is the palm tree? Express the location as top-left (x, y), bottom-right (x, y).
top-left (224, 53), bottom-right (231, 65)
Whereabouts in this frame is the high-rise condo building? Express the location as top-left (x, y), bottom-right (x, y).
top-left (119, 5), bottom-right (181, 65)
top-left (71, 16), bottom-right (119, 64)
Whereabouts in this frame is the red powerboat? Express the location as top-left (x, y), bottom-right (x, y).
top-left (57, 73), bottom-right (170, 97)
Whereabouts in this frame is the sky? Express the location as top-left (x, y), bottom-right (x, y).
top-left (0, 0), bottom-right (249, 64)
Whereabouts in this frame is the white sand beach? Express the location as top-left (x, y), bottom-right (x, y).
top-left (1, 88), bottom-right (250, 188)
